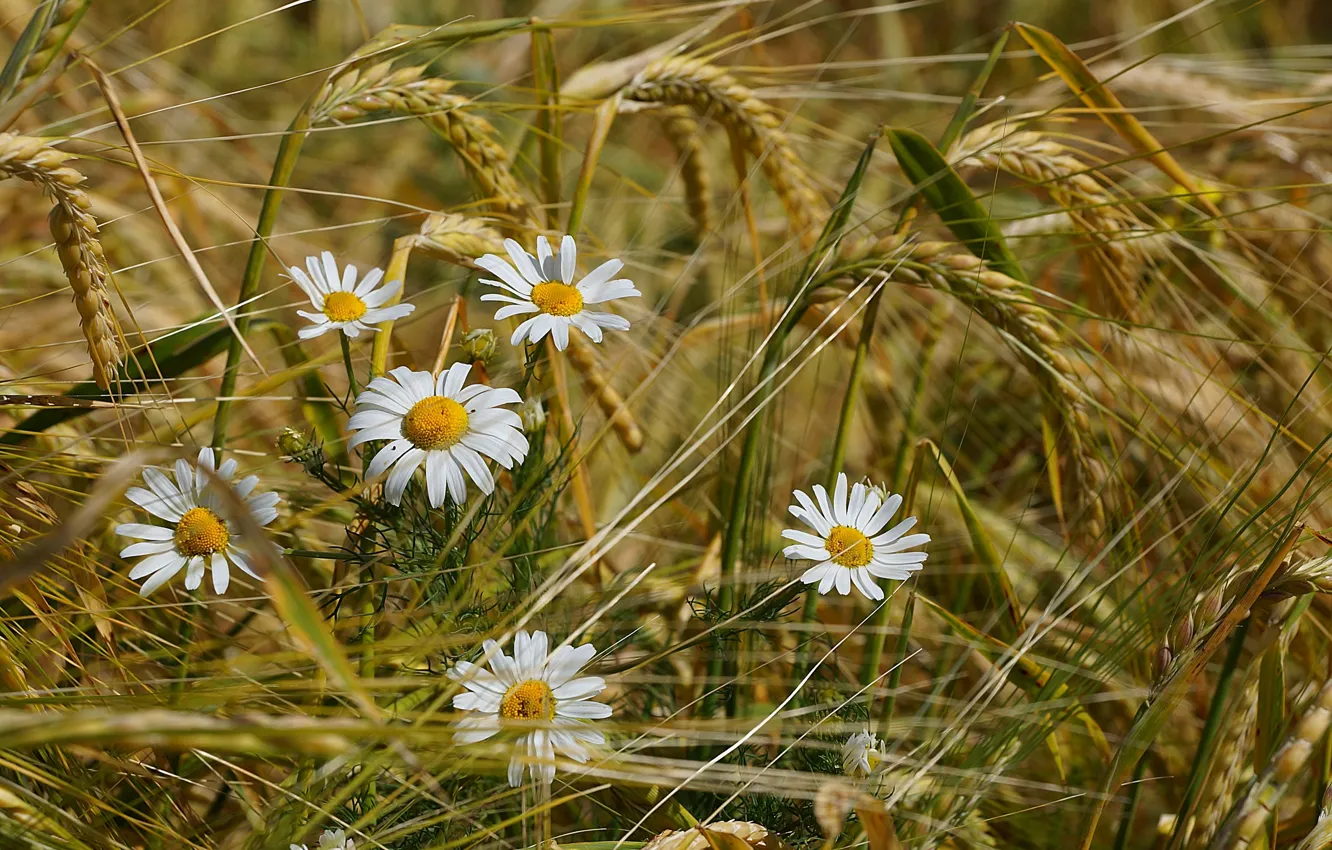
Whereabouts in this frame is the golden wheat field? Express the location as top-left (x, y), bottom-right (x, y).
top-left (6, 0), bottom-right (1332, 848)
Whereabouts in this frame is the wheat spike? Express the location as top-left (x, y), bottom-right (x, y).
top-left (410, 212), bottom-right (505, 268)
top-left (565, 334), bottom-right (644, 454)
top-left (835, 238), bottom-right (1106, 536)
top-left (0, 133), bottom-right (120, 388)
top-left (954, 122), bottom-right (1155, 321)
top-left (312, 61), bottom-right (538, 228)
top-left (660, 106), bottom-right (713, 237)
top-left (641, 822), bottom-right (789, 850)
top-left (622, 56), bottom-right (828, 243)
top-left (1189, 669), bottom-right (1259, 848)
top-left (1219, 676), bottom-right (1332, 850)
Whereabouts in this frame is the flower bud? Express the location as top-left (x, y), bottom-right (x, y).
top-left (278, 427), bottom-right (313, 460)
top-left (519, 399), bottom-right (546, 433)
top-left (460, 328), bottom-right (497, 364)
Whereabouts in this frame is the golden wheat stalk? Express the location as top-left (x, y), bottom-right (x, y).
top-left (660, 106), bottom-right (713, 238)
top-left (0, 133), bottom-right (120, 389)
top-left (859, 239), bottom-right (1107, 536)
top-left (565, 335), bottom-right (644, 454)
top-left (312, 61), bottom-right (538, 228)
top-left (620, 56), bottom-right (828, 244)
top-left (954, 122), bottom-right (1155, 321)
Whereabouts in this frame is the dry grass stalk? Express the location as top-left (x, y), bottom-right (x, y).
top-left (660, 106), bottom-right (714, 237)
top-left (954, 122), bottom-right (1155, 321)
top-left (0, 133), bottom-right (120, 388)
top-left (312, 61), bottom-right (538, 227)
top-left (1096, 59), bottom-right (1332, 185)
top-left (842, 238), bottom-right (1107, 536)
top-left (621, 56), bottom-right (828, 243)
top-left (565, 334), bottom-right (644, 454)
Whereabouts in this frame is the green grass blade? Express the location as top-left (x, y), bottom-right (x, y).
top-left (886, 127), bottom-right (1026, 282)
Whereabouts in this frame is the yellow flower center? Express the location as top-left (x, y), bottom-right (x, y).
top-left (500, 679), bottom-right (555, 721)
top-left (323, 291), bottom-right (368, 323)
top-left (174, 507), bottom-right (230, 557)
top-left (401, 396), bottom-right (469, 450)
top-left (825, 525), bottom-right (874, 568)
top-left (530, 282), bottom-right (584, 317)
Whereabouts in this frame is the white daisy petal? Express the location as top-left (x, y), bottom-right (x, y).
top-left (451, 629), bottom-right (610, 788)
top-left (120, 451), bottom-right (279, 597)
top-left (473, 235), bottom-right (635, 349)
top-left (783, 477), bottom-right (926, 601)
top-left (288, 253), bottom-right (403, 341)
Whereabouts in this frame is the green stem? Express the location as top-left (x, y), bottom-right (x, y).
top-left (701, 303), bottom-right (811, 720)
top-left (878, 587), bottom-right (916, 729)
top-left (340, 333), bottom-right (359, 397)
top-left (1165, 614), bottom-right (1253, 850)
top-left (1112, 753), bottom-right (1151, 850)
top-left (211, 109), bottom-right (312, 451)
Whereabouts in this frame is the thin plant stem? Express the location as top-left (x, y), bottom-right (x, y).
top-left (340, 334), bottom-right (359, 398)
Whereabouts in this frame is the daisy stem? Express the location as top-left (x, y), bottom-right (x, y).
top-left (340, 334), bottom-right (359, 397)
top-left (877, 586), bottom-right (915, 729)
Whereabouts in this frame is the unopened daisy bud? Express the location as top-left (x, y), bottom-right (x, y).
top-left (460, 328), bottom-right (497, 364)
top-left (519, 398), bottom-right (546, 433)
top-left (1153, 644), bottom-right (1173, 679)
top-left (278, 427), bottom-right (314, 460)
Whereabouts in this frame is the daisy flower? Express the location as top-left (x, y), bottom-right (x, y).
top-left (346, 363), bottom-right (527, 508)
top-left (449, 630), bottom-right (611, 788)
top-left (842, 730), bottom-right (881, 777)
top-left (781, 472), bottom-right (929, 601)
top-left (289, 251), bottom-right (415, 340)
top-left (476, 235), bottom-right (640, 350)
top-left (290, 829), bottom-right (354, 850)
top-left (115, 448), bottom-right (280, 595)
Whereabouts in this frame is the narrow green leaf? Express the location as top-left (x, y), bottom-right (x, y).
top-left (0, 2), bottom-right (59, 101)
top-left (887, 127), bottom-right (1027, 281)
top-left (1012, 22), bottom-right (1221, 221)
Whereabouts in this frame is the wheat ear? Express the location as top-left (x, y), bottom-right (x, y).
top-left (954, 122), bottom-right (1154, 321)
top-left (832, 238), bottom-right (1106, 536)
top-left (565, 335), bottom-right (644, 454)
top-left (621, 56), bottom-right (827, 243)
top-left (1215, 677), bottom-right (1332, 850)
top-left (0, 133), bottom-right (120, 388)
top-left (409, 212), bottom-right (505, 268)
top-left (312, 62), bottom-right (538, 228)
top-left (660, 106), bottom-right (713, 237)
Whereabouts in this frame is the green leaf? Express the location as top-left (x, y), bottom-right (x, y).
top-left (887, 127), bottom-right (1026, 282)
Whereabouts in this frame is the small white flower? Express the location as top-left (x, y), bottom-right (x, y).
top-left (290, 828), bottom-right (355, 850)
top-left (449, 630), bottom-right (611, 788)
top-left (346, 363), bottom-right (528, 508)
top-left (842, 730), bottom-right (881, 777)
top-left (477, 235), bottom-right (640, 350)
top-left (781, 472), bottom-right (929, 601)
top-left (289, 251), bottom-right (415, 340)
top-left (115, 448), bottom-right (280, 595)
